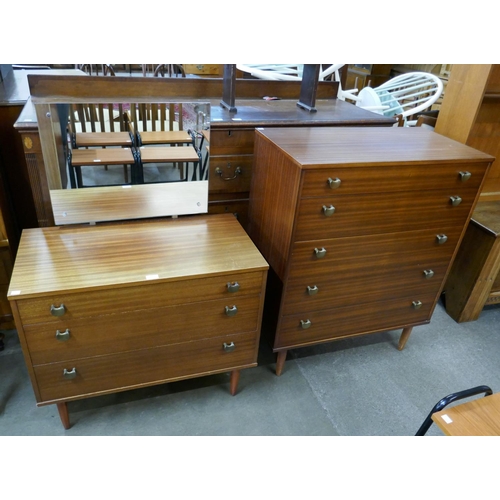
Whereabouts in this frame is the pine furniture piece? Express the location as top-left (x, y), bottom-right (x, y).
top-left (419, 386), bottom-right (500, 436)
top-left (436, 65), bottom-right (500, 321)
top-left (8, 213), bottom-right (268, 429)
top-left (247, 126), bottom-right (493, 375)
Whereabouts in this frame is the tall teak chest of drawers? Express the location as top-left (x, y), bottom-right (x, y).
top-left (7, 214), bottom-right (268, 428)
top-left (247, 127), bottom-right (494, 375)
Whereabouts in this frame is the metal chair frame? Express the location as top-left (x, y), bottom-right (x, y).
top-left (415, 385), bottom-right (493, 436)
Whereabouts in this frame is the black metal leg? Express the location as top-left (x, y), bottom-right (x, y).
top-left (132, 149), bottom-right (143, 184)
top-left (75, 166), bottom-right (83, 188)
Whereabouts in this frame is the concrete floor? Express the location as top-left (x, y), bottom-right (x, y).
top-left (1, 299), bottom-right (499, 436)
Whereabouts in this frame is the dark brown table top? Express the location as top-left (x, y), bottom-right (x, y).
top-left (209, 97), bottom-right (396, 128)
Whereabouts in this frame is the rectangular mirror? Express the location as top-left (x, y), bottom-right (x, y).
top-left (29, 75), bottom-right (210, 226)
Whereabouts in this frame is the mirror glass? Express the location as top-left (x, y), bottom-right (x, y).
top-left (37, 98), bottom-right (210, 225)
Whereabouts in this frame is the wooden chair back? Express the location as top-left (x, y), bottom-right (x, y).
top-left (69, 103), bottom-right (130, 134)
top-left (129, 103), bottom-right (184, 133)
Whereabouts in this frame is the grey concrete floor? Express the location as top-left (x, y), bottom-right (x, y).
top-left (1, 299), bottom-right (499, 436)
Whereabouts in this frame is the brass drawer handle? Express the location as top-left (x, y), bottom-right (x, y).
top-left (436, 234), bottom-right (448, 245)
top-left (423, 270), bottom-right (435, 279)
top-left (327, 177), bottom-right (342, 189)
top-left (307, 285), bottom-right (319, 295)
top-left (449, 196), bottom-right (462, 206)
top-left (63, 368), bottom-right (77, 380)
top-left (322, 205), bottom-right (336, 216)
top-left (300, 319), bottom-right (312, 329)
top-left (314, 247), bottom-right (327, 259)
top-left (459, 171), bottom-right (471, 182)
top-left (412, 300), bottom-right (423, 310)
top-left (223, 342), bottom-right (235, 352)
top-left (50, 304), bottom-right (66, 317)
top-left (215, 166), bottom-right (242, 181)
top-left (55, 329), bottom-right (71, 342)
top-left (227, 282), bottom-right (240, 293)
top-left (225, 305), bottom-right (238, 317)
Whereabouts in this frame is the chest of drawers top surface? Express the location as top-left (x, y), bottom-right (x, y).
top-left (255, 127), bottom-right (494, 168)
top-left (8, 214), bottom-right (268, 299)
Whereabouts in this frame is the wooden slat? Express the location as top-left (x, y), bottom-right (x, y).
top-left (139, 130), bottom-right (192, 145)
top-left (139, 145), bottom-right (199, 162)
top-left (70, 147), bottom-right (135, 166)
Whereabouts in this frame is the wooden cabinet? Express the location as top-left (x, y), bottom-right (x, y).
top-left (248, 127), bottom-right (493, 375)
top-left (8, 214), bottom-right (268, 428)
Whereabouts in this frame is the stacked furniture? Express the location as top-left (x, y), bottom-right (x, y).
top-left (69, 102), bottom-right (135, 185)
top-left (247, 126), bottom-right (493, 375)
top-left (67, 102), bottom-right (204, 186)
top-left (15, 75), bottom-right (395, 229)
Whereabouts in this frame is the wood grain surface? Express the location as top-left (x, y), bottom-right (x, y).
top-left (8, 214), bottom-right (268, 298)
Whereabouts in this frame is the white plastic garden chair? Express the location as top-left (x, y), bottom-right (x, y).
top-left (350, 72), bottom-right (444, 126)
top-left (235, 64), bottom-right (358, 100)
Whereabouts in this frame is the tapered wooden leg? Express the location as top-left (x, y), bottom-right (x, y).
top-left (276, 350), bottom-right (288, 376)
top-left (398, 327), bottom-right (413, 351)
top-left (57, 402), bottom-right (71, 430)
top-left (230, 370), bottom-right (240, 396)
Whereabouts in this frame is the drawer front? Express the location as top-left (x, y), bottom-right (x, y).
top-left (284, 228), bottom-right (460, 313)
top-left (283, 262), bottom-right (447, 315)
top-left (295, 189), bottom-right (477, 241)
top-left (289, 227), bottom-right (461, 276)
top-left (25, 295), bottom-right (262, 364)
top-left (275, 294), bottom-right (436, 350)
top-left (210, 129), bottom-right (255, 155)
top-left (209, 155), bottom-right (253, 193)
top-left (301, 163), bottom-right (486, 198)
top-left (17, 271), bottom-right (264, 324)
top-left (34, 331), bottom-right (258, 403)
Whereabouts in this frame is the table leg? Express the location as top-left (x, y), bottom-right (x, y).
top-left (57, 402), bottom-right (71, 430)
top-left (398, 326), bottom-right (413, 351)
top-left (230, 369), bottom-right (240, 396)
top-left (276, 350), bottom-right (287, 376)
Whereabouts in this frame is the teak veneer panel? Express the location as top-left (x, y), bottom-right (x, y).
top-left (24, 295), bottom-right (262, 365)
top-left (17, 270), bottom-right (264, 324)
top-left (34, 330), bottom-right (258, 404)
